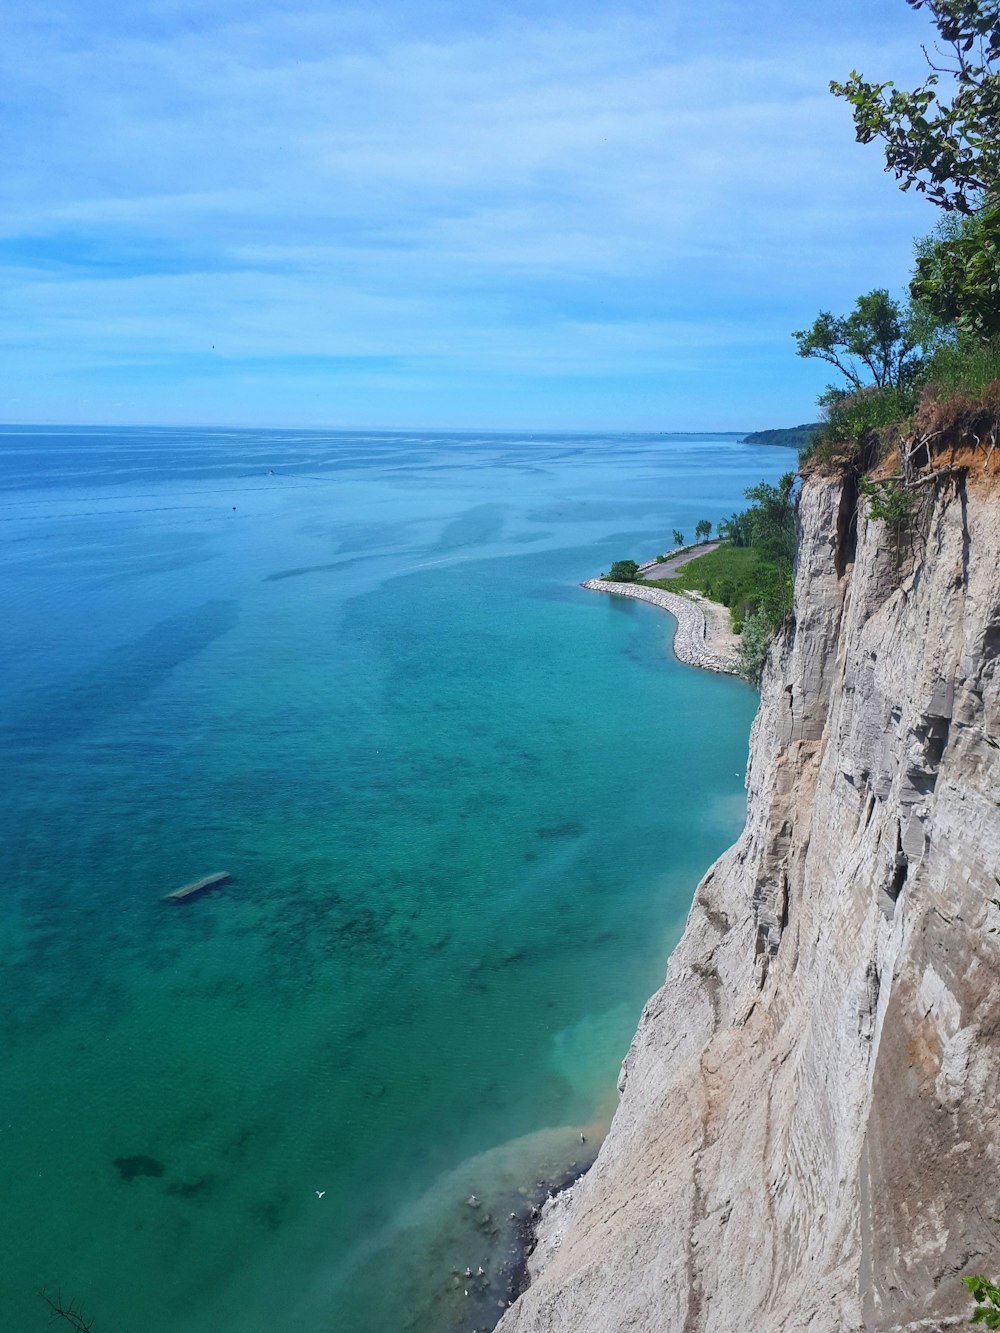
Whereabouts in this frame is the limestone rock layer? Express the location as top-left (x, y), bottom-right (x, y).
top-left (499, 470), bottom-right (1000, 1333)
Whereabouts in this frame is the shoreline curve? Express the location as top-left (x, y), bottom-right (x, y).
top-left (581, 578), bottom-right (740, 676)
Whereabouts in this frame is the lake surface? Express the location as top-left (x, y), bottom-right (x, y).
top-left (0, 428), bottom-right (794, 1332)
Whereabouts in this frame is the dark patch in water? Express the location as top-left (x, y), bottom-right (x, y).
top-left (263, 552), bottom-right (372, 581)
top-left (432, 504), bottom-right (506, 553)
top-left (221, 1126), bottom-right (256, 1161)
top-left (4, 599), bottom-right (239, 747)
top-left (536, 821), bottom-right (584, 840)
top-left (114, 1154), bottom-right (165, 1182)
top-left (166, 1174), bottom-right (215, 1199)
top-left (250, 1192), bottom-right (288, 1232)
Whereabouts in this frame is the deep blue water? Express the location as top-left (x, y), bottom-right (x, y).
top-left (0, 427), bottom-right (794, 1332)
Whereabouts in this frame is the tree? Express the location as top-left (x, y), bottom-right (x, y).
top-left (911, 201), bottom-right (1000, 338)
top-left (695, 519), bottom-right (712, 542)
top-left (793, 290), bottom-right (921, 390)
top-left (607, 559), bottom-right (640, 582)
top-left (671, 529), bottom-right (684, 547)
top-left (721, 510), bottom-right (752, 547)
top-left (830, 0), bottom-right (1000, 214)
top-left (744, 472), bottom-right (797, 562)
top-left (829, 2), bottom-right (1000, 345)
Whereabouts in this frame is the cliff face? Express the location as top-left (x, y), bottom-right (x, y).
top-left (499, 470), bottom-right (1000, 1333)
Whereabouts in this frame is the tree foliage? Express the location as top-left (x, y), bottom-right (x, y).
top-left (695, 518), bottom-right (712, 541)
top-left (911, 199), bottom-right (1000, 338)
top-left (793, 290), bottom-right (921, 391)
top-left (606, 559), bottom-right (640, 583)
top-left (671, 529), bottom-right (684, 547)
top-left (719, 510), bottom-right (753, 547)
top-left (965, 1274), bottom-right (1000, 1327)
top-left (830, 0), bottom-right (1000, 214)
top-left (743, 472), bottom-right (797, 563)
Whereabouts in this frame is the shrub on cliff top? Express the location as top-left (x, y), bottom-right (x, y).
top-left (606, 559), bottom-right (640, 583)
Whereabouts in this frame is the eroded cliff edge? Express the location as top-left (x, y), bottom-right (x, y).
top-left (499, 468), bottom-right (1000, 1332)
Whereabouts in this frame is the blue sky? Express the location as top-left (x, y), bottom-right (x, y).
top-left (2, 0), bottom-right (943, 429)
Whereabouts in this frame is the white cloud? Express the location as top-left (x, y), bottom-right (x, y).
top-left (0, 1), bottom-right (941, 424)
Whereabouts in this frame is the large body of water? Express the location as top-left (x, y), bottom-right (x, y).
top-left (0, 428), bottom-right (794, 1332)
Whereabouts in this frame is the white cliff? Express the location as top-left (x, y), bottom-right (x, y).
top-left (499, 467), bottom-right (1000, 1332)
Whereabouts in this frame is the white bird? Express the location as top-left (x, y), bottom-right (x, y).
top-left (467, 1194), bottom-right (479, 1207)
top-left (477, 1265), bottom-right (485, 1276)
top-left (315, 1190), bottom-right (326, 1199)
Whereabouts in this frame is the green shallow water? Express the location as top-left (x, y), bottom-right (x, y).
top-left (0, 428), bottom-right (793, 1332)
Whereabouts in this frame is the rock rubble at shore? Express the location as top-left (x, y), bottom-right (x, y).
top-left (581, 579), bottom-right (739, 676)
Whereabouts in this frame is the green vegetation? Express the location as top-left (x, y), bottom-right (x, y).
top-left (794, 289), bottom-right (920, 391)
top-left (644, 543), bottom-right (763, 610)
top-left (912, 203), bottom-right (1000, 341)
top-left (605, 559), bottom-right (640, 583)
top-left (671, 528), bottom-right (684, 547)
top-left (797, 0), bottom-right (1000, 476)
top-left (964, 1274), bottom-right (1000, 1327)
top-left (858, 475), bottom-right (916, 529)
top-left (695, 518), bottom-right (712, 541)
top-left (644, 472), bottom-right (797, 682)
top-left (831, 1), bottom-right (999, 215)
top-left (742, 423), bottom-right (822, 449)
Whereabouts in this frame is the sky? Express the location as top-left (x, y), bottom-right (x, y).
top-left (1, 0), bottom-right (946, 430)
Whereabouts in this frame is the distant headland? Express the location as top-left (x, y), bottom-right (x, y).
top-left (741, 422), bottom-right (820, 448)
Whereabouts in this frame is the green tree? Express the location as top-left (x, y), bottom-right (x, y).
top-left (607, 559), bottom-right (640, 582)
top-left (830, 0), bottom-right (1000, 215)
top-left (793, 290), bottom-right (921, 390)
top-left (911, 201), bottom-right (1000, 339)
top-left (744, 472), bottom-right (797, 563)
top-left (721, 510), bottom-right (752, 547)
top-left (671, 529), bottom-right (684, 547)
top-left (831, 1), bottom-right (1000, 344)
top-left (695, 518), bottom-right (712, 542)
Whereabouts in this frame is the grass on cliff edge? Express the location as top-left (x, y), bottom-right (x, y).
top-left (642, 544), bottom-right (762, 627)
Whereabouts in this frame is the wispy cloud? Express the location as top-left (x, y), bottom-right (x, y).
top-left (0, 1), bottom-right (939, 426)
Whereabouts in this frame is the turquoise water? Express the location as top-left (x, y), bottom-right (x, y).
top-left (0, 428), bottom-right (793, 1332)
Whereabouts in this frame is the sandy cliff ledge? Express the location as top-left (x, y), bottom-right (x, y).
top-left (499, 469), bottom-right (1000, 1333)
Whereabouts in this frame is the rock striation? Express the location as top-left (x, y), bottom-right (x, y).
top-left (501, 469), bottom-right (1000, 1332)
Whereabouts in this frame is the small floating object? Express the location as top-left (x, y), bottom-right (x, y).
top-left (466, 1194), bottom-right (479, 1207)
top-left (315, 1190), bottom-right (325, 1199)
top-left (163, 871), bottom-right (231, 903)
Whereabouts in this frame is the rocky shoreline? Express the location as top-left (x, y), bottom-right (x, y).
top-left (581, 578), bottom-right (740, 676)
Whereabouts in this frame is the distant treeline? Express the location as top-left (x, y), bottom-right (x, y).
top-left (741, 423), bottom-right (821, 449)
